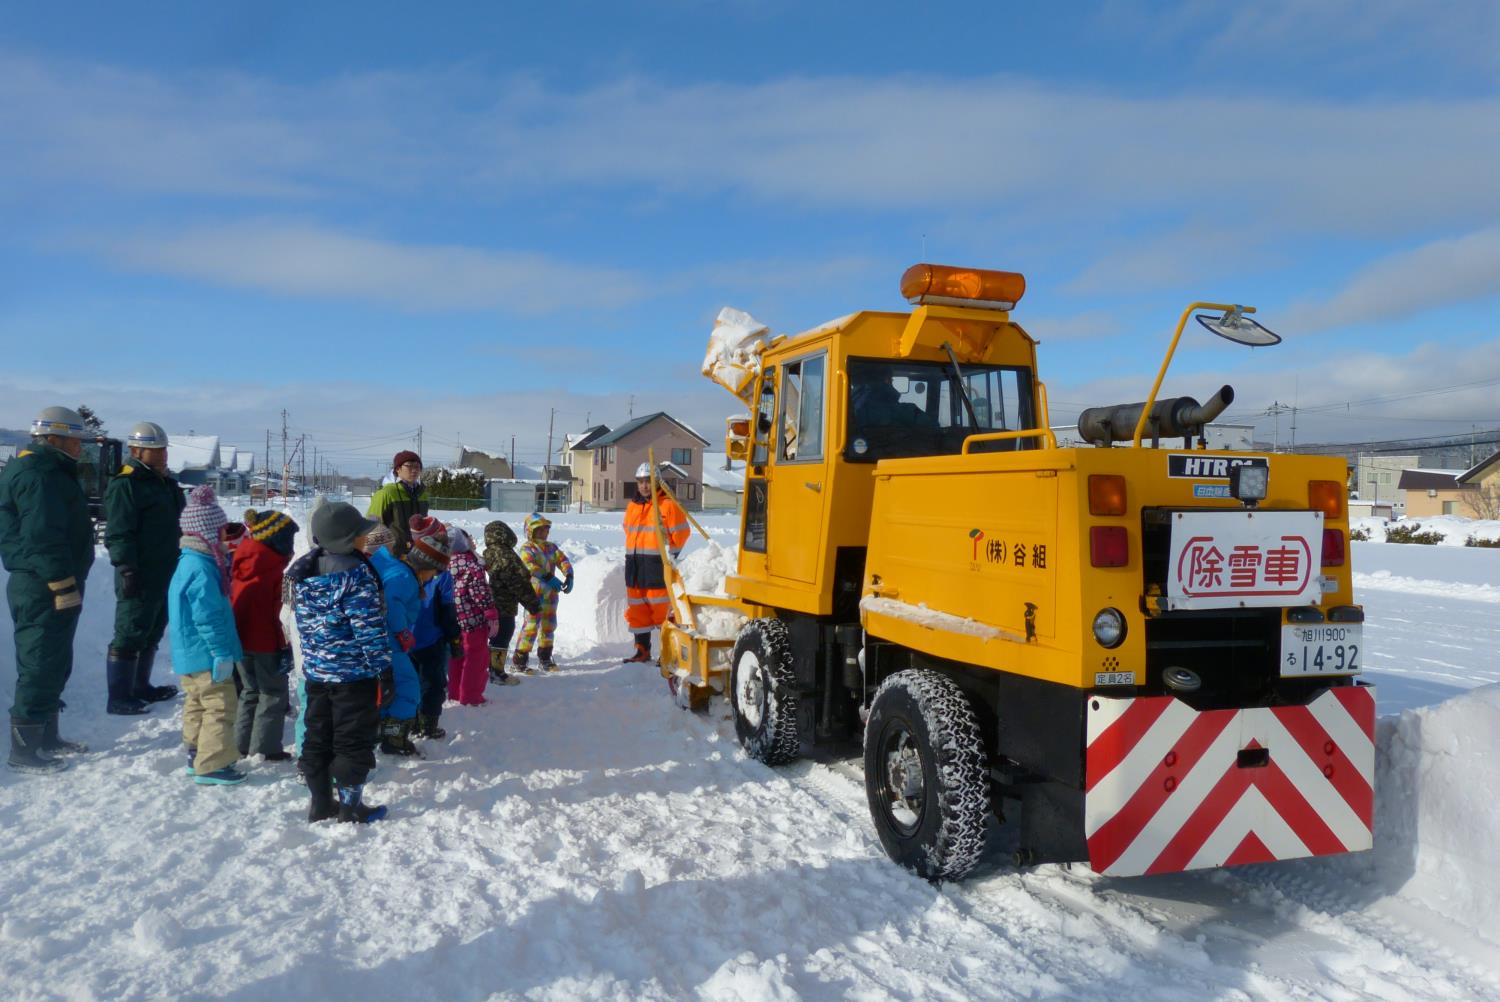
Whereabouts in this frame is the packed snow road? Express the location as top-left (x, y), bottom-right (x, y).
top-left (2, 516), bottom-right (1498, 1000)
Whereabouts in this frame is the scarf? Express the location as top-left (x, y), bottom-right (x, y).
top-left (181, 533), bottom-right (230, 594)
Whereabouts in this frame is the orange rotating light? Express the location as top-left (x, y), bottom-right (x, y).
top-left (900, 263), bottom-right (1026, 309)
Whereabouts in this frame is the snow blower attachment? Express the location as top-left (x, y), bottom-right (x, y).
top-left (682, 273), bottom-right (1373, 881)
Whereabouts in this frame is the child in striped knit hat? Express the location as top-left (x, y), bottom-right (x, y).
top-left (166, 485), bottom-right (246, 786)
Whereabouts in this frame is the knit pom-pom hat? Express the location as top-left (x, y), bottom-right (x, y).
top-left (180, 484), bottom-right (228, 542)
top-left (406, 514), bottom-right (450, 571)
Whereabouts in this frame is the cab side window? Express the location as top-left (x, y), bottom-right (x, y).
top-left (778, 354), bottom-right (826, 463)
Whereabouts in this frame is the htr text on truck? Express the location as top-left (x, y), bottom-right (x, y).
top-left (646, 264), bottom-right (1373, 881)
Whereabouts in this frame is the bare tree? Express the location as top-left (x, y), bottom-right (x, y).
top-left (1466, 483), bottom-right (1500, 520)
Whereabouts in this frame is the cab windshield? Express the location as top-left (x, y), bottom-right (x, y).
top-left (845, 358), bottom-right (1036, 462)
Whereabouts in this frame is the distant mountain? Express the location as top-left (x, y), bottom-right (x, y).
top-left (0, 428), bottom-right (31, 447)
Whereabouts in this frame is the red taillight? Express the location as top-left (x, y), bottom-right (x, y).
top-left (1321, 528), bottom-right (1345, 567)
top-left (1090, 526), bottom-right (1129, 567)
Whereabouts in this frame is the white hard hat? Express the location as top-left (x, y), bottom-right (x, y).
top-left (635, 463), bottom-right (653, 479)
top-left (30, 406), bottom-right (90, 440)
top-left (127, 421), bottom-right (169, 449)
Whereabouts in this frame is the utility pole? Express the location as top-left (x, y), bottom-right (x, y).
top-left (264, 429), bottom-right (271, 501)
top-left (628, 394), bottom-right (635, 419)
top-left (280, 410), bottom-right (289, 505)
top-left (417, 425), bottom-right (423, 459)
top-left (299, 435), bottom-right (306, 499)
top-left (545, 408), bottom-right (556, 510)
top-left (1267, 402), bottom-right (1291, 452)
top-left (510, 435), bottom-right (516, 475)
top-left (312, 446), bottom-right (318, 494)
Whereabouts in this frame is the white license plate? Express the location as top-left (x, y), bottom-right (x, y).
top-left (1280, 624), bottom-right (1362, 676)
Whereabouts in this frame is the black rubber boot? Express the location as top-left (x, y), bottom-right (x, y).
top-left (8, 719), bottom-right (67, 774)
top-left (133, 647), bottom-right (178, 703)
top-left (415, 714), bottom-right (447, 740)
top-left (538, 646), bottom-right (556, 672)
top-left (335, 782), bottom-right (388, 823)
top-left (106, 649), bottom-right (150, 715)
top-left (622, 633), bottom-right (652, 663)
top-left (378, 718), bottom-right (421, 757)
top-left (40, 711), bottom-right (87, 754)
top-left (305, 762), bottom-right (337, 822)
top-left (511, 649), bottom-right (530, 673)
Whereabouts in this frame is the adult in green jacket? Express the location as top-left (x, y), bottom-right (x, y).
top-left (103, 421), bottom-right (186, 714)
top-left (367, 450), bottom-right (429, 557)
top-left (0, 407), bottom-right (96, 773)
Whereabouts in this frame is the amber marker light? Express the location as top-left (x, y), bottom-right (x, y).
top-left (900, 263), bottom-right (1026, 309)
top-left (1088, 474), bottom-right (1127, 516)
top-left (1309, 480), bottom-right (1343, 519)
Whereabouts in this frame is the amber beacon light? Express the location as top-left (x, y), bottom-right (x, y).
top-left (900, 263), bottom-right (1026, 309)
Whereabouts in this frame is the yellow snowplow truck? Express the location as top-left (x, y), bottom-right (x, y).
top-left (677, 264), bottom-right (1375, 881)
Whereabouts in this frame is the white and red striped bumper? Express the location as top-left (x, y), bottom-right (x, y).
top-left (1084, 685), bottom-right (1375, 877)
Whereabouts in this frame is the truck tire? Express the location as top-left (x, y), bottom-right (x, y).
top-left (730, 619), bottom-right (800, 765)
top-left (864, 669), bottom-right (989, 881)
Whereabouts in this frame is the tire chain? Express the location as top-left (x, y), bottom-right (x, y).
top-left (875, 670), bottom-right (990, 881)
top-left (734, 618), bottom-right (802, 765)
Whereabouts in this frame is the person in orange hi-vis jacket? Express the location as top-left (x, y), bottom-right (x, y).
top-left (622, 463), bottom-right (689, 663)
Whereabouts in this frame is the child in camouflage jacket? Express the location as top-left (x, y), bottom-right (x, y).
top-left (483, 519), bottom-right (540, 683)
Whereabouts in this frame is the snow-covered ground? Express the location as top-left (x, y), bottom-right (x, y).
top-left (2, 508), bottom-right (1498, 1001)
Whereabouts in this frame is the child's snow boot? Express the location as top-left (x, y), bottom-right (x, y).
top-left (538, 646), bottom-right (557, 672)
top-left (489, 649), bottom-right (521, 685)
top-left (378, 718), bottom-right (421, 757)
top-left (511, 649), bottom-right (531, 674)
top-left (133, 646), bottom-right (178, 703)
top-left (193, 765), bottom-right (248, 786)
top-left (8, 719), bottom-right (67, 774)
top-left (105, 648), bottom-right (149, 715)
top-left (335, 782), bottom-right (388, 824)
top-left (305, 763), bottom-right (337, 822)
top-left (415, 714), bottom-right (447, 741)
top-left (40, 710), bottom-right (87, 754)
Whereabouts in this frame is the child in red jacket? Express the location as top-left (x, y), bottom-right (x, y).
top-left (230, 509), bottom-right (299, 759)
top-left (446, 527), bottom-right (495, 705)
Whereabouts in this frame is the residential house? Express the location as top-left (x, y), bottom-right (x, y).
top-left (588, 412), bottom-right (710, 511)
top-left (0, 445), bottom-right (15, 470)
top-left (1457, 449), bottom-right (1500, 519)
top-left (1397, 469), bottom-right (1476, 518)
top-left (566, 425), bottom-right (611, 511)
top-left (168, 435), bottom-right (222, 487)
top-left (700, 452), bottom-right (744, 511)
top-left (1355, 454), bottom-right (1417, 510)
top-left (456, 446), bottom-right (513, 480)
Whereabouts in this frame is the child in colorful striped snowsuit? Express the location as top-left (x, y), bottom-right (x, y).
top-left (512, 513), bottom-right (573, 672)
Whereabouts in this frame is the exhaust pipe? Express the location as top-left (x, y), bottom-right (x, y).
top-left (1077, 384), bottom-right (1234, 446)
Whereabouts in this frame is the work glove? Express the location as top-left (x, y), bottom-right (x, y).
top-left (48, 577), bottom-right (82, 612)
top-left (118, 565), bottom-right (141, 600)
top-left (277, 648), bottom-right (294, 676)
top-left (378, 668), bottom-right (395, 709)
top-left (448, 637), bottom-right (463, 660)
top-left (561, 572), bottom-right (574, 594)
top-left (212, 659), bottom-right (237, 684)
top-left (396, 630), bottom-right (416, 653)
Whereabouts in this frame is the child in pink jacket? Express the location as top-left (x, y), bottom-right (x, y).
top-left (446, 527), bottom-right (496, 705)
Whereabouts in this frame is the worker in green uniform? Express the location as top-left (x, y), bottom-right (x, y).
top-left (1, 406), bottom-right (96, 773)
top-left (367, 450), bottom-right (429, 556)
top-left (103, 421), bottom-right (186, 714)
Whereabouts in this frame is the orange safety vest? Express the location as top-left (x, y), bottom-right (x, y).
top-left (622, 490), bottom-right (690, 630)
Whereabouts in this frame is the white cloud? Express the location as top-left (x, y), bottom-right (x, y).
top-left (1282, 226), bottom-right (1500, 332)
top-left (82, 220), bottom-right (647, 313)
top-left (6, 52), bottom-right (1499, 239)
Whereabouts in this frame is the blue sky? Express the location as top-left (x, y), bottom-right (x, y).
top-left (3, 1), bottom-right (1499, 474)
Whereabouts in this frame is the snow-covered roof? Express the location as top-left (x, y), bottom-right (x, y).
top-left (1459, 448), bottom-right (1500, 485)
top-left (700, 453), bottom-right (744, 491)
top-left (168, 435), bottom-right (220, 472)
top-left (219, 446), bottom-right (237, 472)
top-left (1398, 469), bottom-right (1469, 491)
top-left (568, 425), bottom-right (612, 451)
top-left (232, 451), bottom-right (256, 473)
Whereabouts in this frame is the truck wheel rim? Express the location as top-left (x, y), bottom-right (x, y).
top-left (880, 726), bottom-right (924, 834)
top-left (736, 652), bottom-right (765, 728)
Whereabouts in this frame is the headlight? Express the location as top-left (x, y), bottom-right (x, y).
top-left (1092, 608), bottom-right (1126, 649)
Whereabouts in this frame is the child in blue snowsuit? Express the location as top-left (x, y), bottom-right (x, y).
top-left (367, 515), bottom-right (445, 755)
top-left (409, 566), bottom-right (460, 739)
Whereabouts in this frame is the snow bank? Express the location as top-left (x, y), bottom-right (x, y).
top-left (1353, 514), bottom-right (1500, 545)
top-left (1370, 684), bottom-right (1500, 933)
